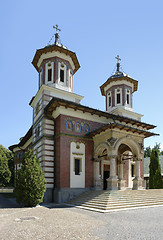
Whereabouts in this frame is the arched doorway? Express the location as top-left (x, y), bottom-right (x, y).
top-left (94, 143), bottom-right (110, 190)
top-left (118, 144), bottom-right (135, 189)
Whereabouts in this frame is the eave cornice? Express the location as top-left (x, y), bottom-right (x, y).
top-left (32, 45), bottom-right (80, 74)
top-left (87, 123), bottom-right (159, 138)
top-left (100, 75), bottom-right (138, 96)
top-left (44, 97), bottom-right (156, 130)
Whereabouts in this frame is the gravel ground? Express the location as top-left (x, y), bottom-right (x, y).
top-left (0, 196), bottom-right (163, 240)
top-left (0, 205), bottom-right (103, 240)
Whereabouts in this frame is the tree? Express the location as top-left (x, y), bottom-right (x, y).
top-left (14, 149), bottom-right (46, 207)
top-left (0, 145), bottom-right (14, 186)
top-left (144, 146), bottom-right (152, 158)
top-left (149, 149), bottom-right (162, 189)
top-left (0, 148), bottom-right (11, 186)
top-left (153, 142), bottom-right (161, 154)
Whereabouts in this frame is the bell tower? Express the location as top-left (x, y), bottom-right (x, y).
top-left (100, 56), bottom-right (143, 121)
top-left (32, 25), bottom-right (81, 96)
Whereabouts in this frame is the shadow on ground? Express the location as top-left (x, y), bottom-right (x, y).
top-left (0, 193), bottom-right (19, 208)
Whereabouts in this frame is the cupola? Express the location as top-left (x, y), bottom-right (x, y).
top-left (100, 56), bottom-right (142, 121)
top-left (32, 25), bottom-right (80, 93)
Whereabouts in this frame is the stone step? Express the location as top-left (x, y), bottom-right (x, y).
top-left (71, 199), bottom-right (163, 207)
top-left (78, 201), bottom-right (163, 211)
top-left (66, 189), bottom-right (163, 212)
top-left (70, 196), bottom-right (163, 204)
top-left (69, 199), bottom-right (163, 206)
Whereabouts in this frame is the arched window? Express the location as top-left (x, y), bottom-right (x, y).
top-left (39, 67), bottom-right (43, 88)
top-left (115, 88), bottom-right (122, 105)
top-left (46, 62), bottom-right (54, 83)
top-left (126, 89), bottom-right (130, 105)
top-left (59, 62), bottom-right (66, 84)
top-left (108, 91), bottom-right (112, 109)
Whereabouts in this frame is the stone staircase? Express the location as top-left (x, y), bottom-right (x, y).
top-left (66, 189), bottom-right (163, 213)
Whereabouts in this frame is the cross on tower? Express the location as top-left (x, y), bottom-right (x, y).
top-left (53, 24), bottom-right (61, 34)
top-left (115, 55), bottom-right (121, 64)
top-left (115, 55), bottom-right (121, 72)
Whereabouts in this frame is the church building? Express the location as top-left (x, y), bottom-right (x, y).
top-left (9, 26), bottom-right (158, 203)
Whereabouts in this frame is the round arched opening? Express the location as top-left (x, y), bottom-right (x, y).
top-left (118, 143), bottom-right (136, 189)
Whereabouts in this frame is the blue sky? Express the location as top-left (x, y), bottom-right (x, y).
top-left (0, 0), bottom-right (163, 150)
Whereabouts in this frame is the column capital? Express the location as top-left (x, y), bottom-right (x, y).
top-left (93, 158), bottom-right (101, 162)
top-left (134, 157), bottom-right (142, 162)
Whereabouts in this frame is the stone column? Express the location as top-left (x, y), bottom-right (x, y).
top-left (118, 161), bottom-right (126, 190)
top-left (133, 158), bottom-right (143, 190)
top-left (107, 155), bottom-right (118, 190)
top-left (94, 160), bottom-right (102, 190)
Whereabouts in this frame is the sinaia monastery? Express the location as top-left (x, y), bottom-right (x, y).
top-left (9, 26), bottom-right (158, 203)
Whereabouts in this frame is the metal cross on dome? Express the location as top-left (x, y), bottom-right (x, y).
top-left (115, 55), bottom-right (121, 72)
top-left (53, 24), bottom-right (61, 34)
top-left (115, 55), bottom-right (121, 63)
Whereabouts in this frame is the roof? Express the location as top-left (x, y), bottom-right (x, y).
top-left (9, 126), bottom-right (32, 152)
top-left (144, 156), bottom-right (163, 176)
top-left (32, 44), bottom-right (80, 74)
top-left (44, 97), bottom-right (157, 131)
top-left (87, 122), bottom-right (158, 138)
top-left (100, 73), bottom-right (138, 96)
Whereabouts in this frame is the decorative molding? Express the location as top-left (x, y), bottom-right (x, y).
top-left (72, 152), bottom-right (84, 156)
top-left (107, 137), bottom-right (117, 146)
top-left (138, 142), bottom-right (144, 152)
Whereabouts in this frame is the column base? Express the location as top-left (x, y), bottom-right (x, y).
top-left (107, 177), bottom-right (118, 190)
top-left (94, 179), bottom-right (102, 190)
top-left (118, 179), bottom-right (126, 190)
top-left (132, 177), bottom-right (143, 190)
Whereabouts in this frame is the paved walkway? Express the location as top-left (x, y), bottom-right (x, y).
top-left (0, 194), bottom-right (163, 240)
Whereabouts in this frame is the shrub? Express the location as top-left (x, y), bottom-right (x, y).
top-left (14, 149), bottom-right (46, 207)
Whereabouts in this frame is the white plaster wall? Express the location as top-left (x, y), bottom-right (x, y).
top-left (70, 142), bottom-right (85, 188)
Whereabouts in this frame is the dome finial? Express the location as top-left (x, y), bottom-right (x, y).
top-left (53, 24), bottom-right (61, 45)
top-left (115, 55), bottom-right (121, 72)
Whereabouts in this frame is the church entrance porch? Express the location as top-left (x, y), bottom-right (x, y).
top-left (94, 136), bottom-right (144, 191)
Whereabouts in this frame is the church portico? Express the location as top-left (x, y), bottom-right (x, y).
top-left (93, 130), bottom-right (144, 191)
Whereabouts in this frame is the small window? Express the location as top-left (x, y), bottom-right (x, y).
top-left (70, 71), bottom-right (73, 88)
top-left (127, 94), bottom-right (129, 104)
top-left (39, 68), bottom-right (42, 87)
top-left (117, 93), bottom-right (120, 104)
top-left (126, 89), bottom-right (130, 105)
top-left (108, 92), bottom-right (112, 108)
top-left (48, 68), bottom-right (52, 82)
top-left (75, 158), bottom-right (81, 175)
top-left (60, 69), bottom-right (64, 82)
top-left (109, 96), bottom-right (111, 107)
